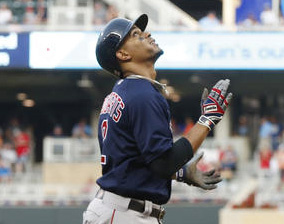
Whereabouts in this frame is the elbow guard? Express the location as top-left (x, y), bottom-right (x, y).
top-left (149, 137), bottom-right (194, 179)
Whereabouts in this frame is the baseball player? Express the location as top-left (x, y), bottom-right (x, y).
top-left (83, 14), bottom-right (233, 224)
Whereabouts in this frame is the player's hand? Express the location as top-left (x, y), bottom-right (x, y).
top-left (183, 152), bottom-right (222, 190)
top-left (198, 79), bottom-right (233, 130)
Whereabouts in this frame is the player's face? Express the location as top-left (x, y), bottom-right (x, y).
top-left (118, 26), bottom-right (163, 63)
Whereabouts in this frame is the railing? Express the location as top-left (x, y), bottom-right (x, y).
top-left (43, 137), bottom-right (101, 162)
top-left (0, 182), bottom-right (96, 206)
top-left (48, 0), bottom-right (93, 29)
top-left (0, 136), bottom-right (252, 206)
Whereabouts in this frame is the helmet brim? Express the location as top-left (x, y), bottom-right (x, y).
top-left (117, 14), bottom-right (148, 49)
top-left (133, 14), bottom-right (148, 32)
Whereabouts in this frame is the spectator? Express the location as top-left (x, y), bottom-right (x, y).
top-left (199, 11), bottom-right (221, 30)
top-left (12, 0), bottom-right (26, 24)
top-left (0, 2), bottom-right (13, 25)
top-left (219, 145), bottom-right (238, 180)
top-left (5, 118), bottom-right (21, 143)
top-left (258, 116), bottom-right (273, 149)
top-left (36, 0), bottom-right (47, 24)
top-left (72, 118), bottom-right (93, 138)
top-left (24, 5), bottom-right (37, 24)
top-left (93, 1), bottom-right (107, 25)
top-left (14, 128), bottom-right (31, 173)
top-left (260, 4), bottom-right (279, 25)
top-left (240, 13), bottom-right (259, 27)
top-left (219, 145), bottom-right (238, 172)
top-left (270, 116), bottom-right (282, 151)
top-left (0, 157), bottom-right (11, 183)
top-left (237, 115), bottom-right (248, 136)
top-left (0, 128), bottom-right (4, 149)
top-left (106, 4), bottom-right (119, 22)
top-left (259, 143), bottom-right (273, 170)
top-left (0, 142), bottom-right (17, 171)
top-left (259, 117), bottom-right (273, 137)
top-left (51, 124), bottom-right (65, 137)
top-left (276, 144), bottom-right (284, 185)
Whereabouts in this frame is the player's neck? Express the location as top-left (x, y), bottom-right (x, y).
top-left (122, 62), bottom-right (157, 80)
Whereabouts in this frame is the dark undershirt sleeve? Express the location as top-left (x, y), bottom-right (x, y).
top-left (149, 137), bottom-right (194, 179)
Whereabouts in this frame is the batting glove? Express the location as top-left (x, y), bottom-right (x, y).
top-left (176, 152), bottom-right (222, 190)
top-left (198, 79), bottom-right (233, 131)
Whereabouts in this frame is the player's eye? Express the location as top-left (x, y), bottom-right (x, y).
top-left (132, 30), bottom-right (140, 37)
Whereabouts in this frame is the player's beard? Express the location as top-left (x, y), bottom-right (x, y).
top-left (153, 48), bottom-right (164, 63)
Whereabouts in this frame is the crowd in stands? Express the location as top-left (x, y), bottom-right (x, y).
top-left (199, 7), bottom-right (284, 31)
top-left (233, 114), bottom-right (284, 188)
top-left (0, 118), bottom-right (32, 183)
top-left (0, 0), bottom-right (118, 26)
top-left (172, 113), bottom-right (284, 187)
top-left (0, 116), bottom-right (95, 183)
top-left (171, 116), bottom-right (239, 181)
top-left (92, 0), bottom-right (118, 26)
top-left (198, 11), bottom-right (222, 31)
top-left (238, 4), bottom-right (283, 29)
top-left (0, 0), bottom-right (47, 25)
top-left (256, 116), bottom-right (284, 184)
top-left (50, 118), bottom-right (93, 139)
top-left (0, 0), bottom-right (283, 31)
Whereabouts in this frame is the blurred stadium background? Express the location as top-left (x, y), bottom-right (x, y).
top-left (1, 0), bottom-right (284, 223)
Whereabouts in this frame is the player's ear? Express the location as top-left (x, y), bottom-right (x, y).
top-left (116, 49), bottom-right (132, 62)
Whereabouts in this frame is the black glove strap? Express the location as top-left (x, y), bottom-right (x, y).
top-left (176, 166), bottom-right (186, 182)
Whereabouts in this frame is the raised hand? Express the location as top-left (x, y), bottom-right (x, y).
top-left (198, 79), bottom-right (233, 130)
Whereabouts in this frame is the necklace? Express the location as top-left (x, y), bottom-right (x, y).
top-left (126, 74), bottom-right (169, 96)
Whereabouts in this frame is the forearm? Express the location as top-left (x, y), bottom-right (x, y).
top-left (183, 123), bottom-right (210, 153)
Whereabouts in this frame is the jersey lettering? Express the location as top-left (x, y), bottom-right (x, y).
top-left (100, 92), bottom-right (125, 123)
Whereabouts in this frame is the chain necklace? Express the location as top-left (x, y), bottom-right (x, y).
top-left (126, 74), bottom-right (169, 96)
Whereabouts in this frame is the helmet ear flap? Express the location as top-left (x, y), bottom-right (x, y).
top-left (105, 32), bottom-right (121, 48)
top-left (97, 33), bottom-right (121, 77)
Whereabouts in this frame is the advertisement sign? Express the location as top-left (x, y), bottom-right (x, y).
top-left (29, 31), bottom-right (284, 70)
top-left (0, 32), bottom-right (29, 68)
top-left (155, 32), bottom-right (284, 70)
top-left (29, 32), bottom-right (99, 69)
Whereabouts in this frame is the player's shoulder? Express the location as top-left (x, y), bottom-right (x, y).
top-left (115, 78), bottom-right (157, 98)
top-left (128, 78), bottom-right (160, 100)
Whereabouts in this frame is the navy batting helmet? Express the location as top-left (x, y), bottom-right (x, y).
top-left (96, 14), bottom-right (148, 77)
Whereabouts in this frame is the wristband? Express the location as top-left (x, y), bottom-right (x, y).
top-left (176, 166), bottom-right (186, 182)
top-left (198, 115), bottom-right (215, 131)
